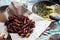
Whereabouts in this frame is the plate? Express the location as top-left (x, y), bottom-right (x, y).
top-left (32, 1), bottom-right (60, 21)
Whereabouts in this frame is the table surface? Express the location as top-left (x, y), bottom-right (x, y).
top-left (0, 0), bottom-right (60, 40)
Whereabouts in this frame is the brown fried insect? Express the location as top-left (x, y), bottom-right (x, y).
top-left (5, 15), bottom-right (35, 38)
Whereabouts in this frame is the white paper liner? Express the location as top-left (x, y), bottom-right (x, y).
top-left (0, 2), bottom-right (51, 40)
top-left (10, 13), bottom-right (51, 40)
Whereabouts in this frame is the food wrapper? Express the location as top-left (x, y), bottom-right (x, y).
top-left (0, 2), bottom-right (51, 40)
